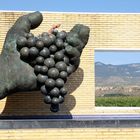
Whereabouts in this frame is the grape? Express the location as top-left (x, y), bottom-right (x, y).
top-left (27, 37), bottom-right (36, 47)
top-left (54, 51), bottom-right (64, 61)
top-left (41, 32), bottom-right (49, 37)
top-left (60, 87), bottom-right (67, 96)
top-left (17, 36), bottom-right (27, 48)
top-left (47, 68), bottom-right (59, 79)
top-left (44, 95), bottom-right (52, 104)
top-left (34, 65), bottom-right (42, 74)
top-left (50, 87), bottom-right (60, 97)
top-left (44, 58), bottom-right (55, 68)
top-left (64, 42), bottom-right (68, 47)
top-left (55, 38), bottom-right (64, 49)
top-left (41, 66), bottom-right (48, 74)
top-left (55, 78), bottom-right (64, 88)
top-left (37, 74), bottom-right (48, 84)
top-left (29, 47), bottom-right (39, 57)
top-left (36, 56), bottom-right (44, 65)
top-left (36, 40), bottom-right (44, 50)
top-left (16, 28), bottom-right (83, 113)
top-left (49, 34), bottom-right (56, 43)
top-left (55, 61), bottom-right (67, 71)
top-left (56, 31), bottom-right (67, 40)
top-left (67, 65), bottom-right (75, 75)
top-left (58, 95), bottom-right (64, 103)
top-left (52, 29), bottom-right (58, 35)
top-left (26, 33), bottom-right (34, 38)
top-left (39, 48), bottom-right (50, 58)
top-left (20, 47), bottom-right (29, 58)
top-left (49, 45), bottom-right (57, 53)
top-left (63, 56), bottom-right (69, 65)
top-left (41, 85), bottom-right (48, 95)
top-left (45, 78), bottom-right (55, 89)
top-left (52, 97), bottom-right (59, 105)
top-left (59, 71), bottom-right (68, 79)
top-left (42, 36), bottom-right (52, 46)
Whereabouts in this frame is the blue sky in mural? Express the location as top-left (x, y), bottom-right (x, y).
top-left (0, 0), bottom-right (140, 12)
top-left (95, 51), bottom-right (140, 65)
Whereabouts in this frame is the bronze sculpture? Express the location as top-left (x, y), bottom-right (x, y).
top-left (0, 11), bottom-right (90, 112)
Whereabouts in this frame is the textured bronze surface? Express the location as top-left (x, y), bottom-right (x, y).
top-left (0, 11), bottom-right (90, 112)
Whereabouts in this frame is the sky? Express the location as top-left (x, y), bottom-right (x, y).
top-left (1, 0), bottom-right (140, 65)
top-left (95, 51), bottom-right (140, 65)
top-left (0, 0), bottom-right (140, 12)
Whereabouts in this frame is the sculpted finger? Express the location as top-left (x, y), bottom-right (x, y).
top-left (9, 11), bottom-right (43, 35)
top-left (65, 45), bottom-right (80, 58)
top-left (3, 11), bottom-right (43, 53)
top-left (69, 24), bottom-right (90, 46)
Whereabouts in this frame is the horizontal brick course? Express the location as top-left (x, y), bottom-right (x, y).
top-left (0, 128), bottom-right (140, 140)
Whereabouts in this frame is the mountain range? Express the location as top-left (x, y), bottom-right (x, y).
top-left (95, 62), bottom-right (140, 86)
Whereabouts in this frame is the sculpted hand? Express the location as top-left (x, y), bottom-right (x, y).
top-left (66, 24), bottom-right (90, 69)
top-left (0, 11), bottom-right (43, 99)
top-left (0, 11), bottom-right (90, 112)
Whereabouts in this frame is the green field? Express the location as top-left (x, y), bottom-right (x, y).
top-left (95, 96), bottom-right (140, 107)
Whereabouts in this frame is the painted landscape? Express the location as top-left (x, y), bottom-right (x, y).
top-left (95, 61), bottom-right (140, 106)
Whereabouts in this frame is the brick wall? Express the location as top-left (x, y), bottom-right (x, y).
top-left (0, 128), bottom-right (140, 140)
top-left (0, 11), bottom-right (140, 140)
top-left (0, 12), bottom-right (140, 115)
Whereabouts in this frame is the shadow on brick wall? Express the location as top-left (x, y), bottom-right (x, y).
top-left (0, 67), bottom-right (84, 119)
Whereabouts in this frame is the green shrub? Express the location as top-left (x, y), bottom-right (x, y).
top-left (95, 96), bottom-right (140, 107)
